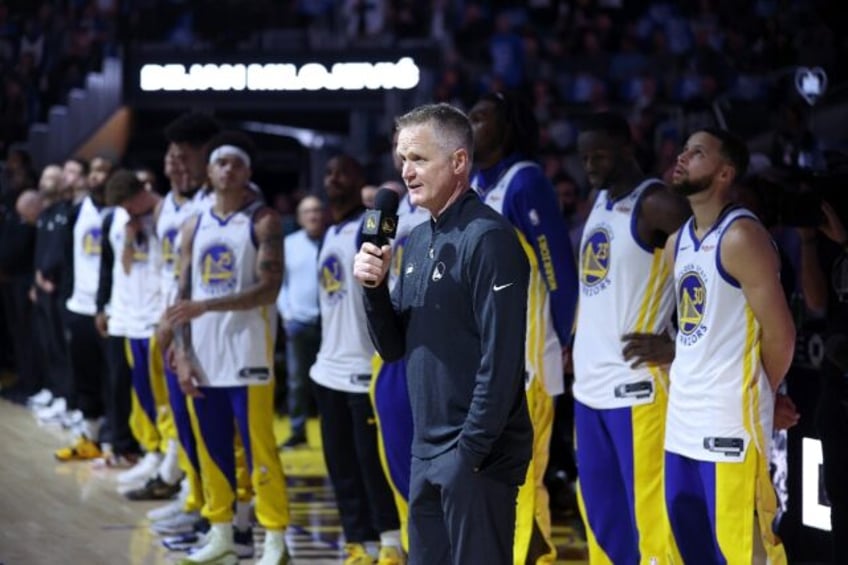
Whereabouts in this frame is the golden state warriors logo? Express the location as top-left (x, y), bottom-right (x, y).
top-left (82, 227), bottom-right (102, 256)
top-left (199, 243), bottom-right (236, 294)
top-left (581, 228), bottom-right (611, 295)
top-left (320, 254), bottom-right (345, 304)
top-left (132, 238), bottom-right (149, 263)
top-left (678, 267), bottom-right (708, 345)
top-left (162, 227), bottom-right (179, 267)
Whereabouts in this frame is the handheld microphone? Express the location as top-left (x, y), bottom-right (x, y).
top-left (360, 187), bottom-right (399, 287)
top-left (361, 187), bottom-right (399, 246)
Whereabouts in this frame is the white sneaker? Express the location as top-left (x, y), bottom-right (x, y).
top-left (162, 530), bottom-right (205, 552)
top-left (150, 511), bottom-right (201, 536)
top-left (256, 529), bottom-right (290, 565)
top-left (27, 388), bottom-right (53, 408)
top-left (179, 523), bottom-right (237, 565)
top-left (35, 397), bottom-right (67, 422)
top-left (147, 482), bottom-right (188, 521)
top-left (117, 451), bottom-right (162, 484)
top-left (60, 409), bottom-right (83, 429)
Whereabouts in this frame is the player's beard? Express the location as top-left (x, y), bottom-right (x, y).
top-left (672, 174), bottom-right (712, 196)
top-left (89, 182), bottom-right (106, 203)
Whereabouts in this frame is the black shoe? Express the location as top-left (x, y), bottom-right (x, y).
top-left (124, 475), bottom-right (182, 501)
top-left (233, 526), bottom-right (254, 558)
top-left (193, 516), bottom-right (210, 534)
top-left (278, 433), bottom-right (307, 450)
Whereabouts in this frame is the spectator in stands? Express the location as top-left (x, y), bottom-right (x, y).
top-left (0, 74), bottom-right (28, 152)
top-left (1, 147), bottom-right (36, 195)
top-left (489, 11), bottom-right (525, 89)
top-left (343, 0), bottom-right (387, 41)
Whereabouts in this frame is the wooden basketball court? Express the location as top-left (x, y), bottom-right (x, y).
top-left (0, 398), bottom-right (587, 564)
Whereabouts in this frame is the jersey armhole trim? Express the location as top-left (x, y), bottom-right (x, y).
top-left (715, 213), bottom-right (758, 288)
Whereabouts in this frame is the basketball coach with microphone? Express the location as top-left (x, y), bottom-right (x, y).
top-left (354, 103), bottom-right (532, 565)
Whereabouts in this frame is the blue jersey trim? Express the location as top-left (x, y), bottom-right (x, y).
top-left (688, 204), bottom-right (738, 251)
top-left (715, 213), bottom-right (757, 289)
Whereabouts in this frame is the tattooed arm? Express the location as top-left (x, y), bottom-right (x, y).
top-left (206, 207), bottom-right (283, 310)
top-left (169, 214), bottom-right (202, 397)
top-left (168, 207), bottom-right (284, 325)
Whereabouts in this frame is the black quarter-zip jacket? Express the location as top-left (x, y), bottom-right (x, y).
top-left (364, 190), bottom-right (532, 485)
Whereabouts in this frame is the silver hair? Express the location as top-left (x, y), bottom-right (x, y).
top-left (395, 103), bottom-right (473, 158)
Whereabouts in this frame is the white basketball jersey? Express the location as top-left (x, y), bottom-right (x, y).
top-left (66, 196), bottom-right (106, 316)
top-left (389, 193), bottom-right (429, 291)
top-left (665, 207), bottom-right (774, 463)
top-left (479, 161), bottom-right (564, 395)
top-left (157, 191), bottom-right (198, 309)
top-left (193, 183), bottom-right (262, 214)
top-left (572, 179), bottom-right (675, 409)
top-left (310, 211), bottom-right (375, 393)
top-left (189, 201), bottom-right (275, 387)
top-left (106, 207), bottom-right (161, 338)
top-left (193, 187), bottom-right (215, 214)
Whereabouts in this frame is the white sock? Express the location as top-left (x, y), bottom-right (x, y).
top-left (379, 529), bottom-right (402, 548)
top-left (159, 439), bottom-right (182, 485)
top-left (265, 528), bottom-right (285, 540)
top-left (364, 541), bottom-right (380, 558)
top-left (234, 500), bottom-right (252, 532)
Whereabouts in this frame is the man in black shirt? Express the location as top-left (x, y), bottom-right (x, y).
top-left (798, 201), bottom-right (848, 563)
top-left (0, 187), bottom-right (39, 399)
top-left (354, 103), bottom-right (532, 565)
top-left (30, 184), bottom-right (74, 422)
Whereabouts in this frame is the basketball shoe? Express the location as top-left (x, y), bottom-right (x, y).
top-left (377, 545), bottom-right (406, 565)
top-left (255, 529), bottom-right (290, 564)
top-left (55, 435), bottom-right (102, 461)
top-left (344, 543), bottom-right (376, 565)
top-left (178, 523), bottom-right (237, 565)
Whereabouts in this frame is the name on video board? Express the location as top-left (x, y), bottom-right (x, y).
top-left (139, 57), bottom-right (420, 92)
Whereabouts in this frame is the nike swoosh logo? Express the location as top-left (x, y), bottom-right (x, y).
top-left (493, 282), bottom-right (514, 292)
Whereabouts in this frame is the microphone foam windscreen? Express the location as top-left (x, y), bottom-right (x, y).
top-left (374, 187), bottom-right (400, 215)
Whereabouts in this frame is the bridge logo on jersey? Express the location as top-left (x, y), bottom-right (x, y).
top-left (678, 269), bottom-right (708, 345)
top-left (82, 227), bottom-right (102, 256)
top-left (320, 254), bottom-right (345, 304)
top-left (199, 243), bottom-right (236, 294)
top-left (580, 228), bottom-right (611, 295)
top-left (131, 237), bottom-right (150, 263)
top-left (161, 227), bottom-right (179, 267)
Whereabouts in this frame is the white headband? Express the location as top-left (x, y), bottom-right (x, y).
top-left (209, 145), bottom-right (251, 168)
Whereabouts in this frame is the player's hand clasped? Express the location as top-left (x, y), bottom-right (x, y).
top-left (167, 300), bottom-right (208, 326)
top-left (622, 332), bottom-right (675, 368)
top-left (173, 348), bottom-right (204, 398)
top-left (353, 242), bottom-right (392, 288)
